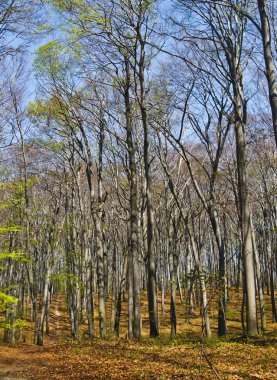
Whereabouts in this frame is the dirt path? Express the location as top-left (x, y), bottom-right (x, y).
top-left (0, 344), bottom-right (49, 379)
top-left (0, 346), bottom-right (36, 379)
top-left (0, 365), bottom-right (27, 380)
top-left (0, 295), bottom-right (65, 379)
top-left (48, 294), bottom-right (62, 343)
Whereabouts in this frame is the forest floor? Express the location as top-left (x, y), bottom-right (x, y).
top-left (0, 290), bottom-right (276, 379)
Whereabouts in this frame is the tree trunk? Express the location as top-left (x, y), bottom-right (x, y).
top-left (169, 221), bottom-right (177, 338)
top-left (138, 50), bottom-right (159, 338)
top-left (230, 62), bottom-right (258, 336)
top-left (124, 58), bottom-right (141, 339)
top-left (37, 267), bottom-right (50, 346)
top-left (251, 220), bottom-right (266, 332)
top-left (257, 0), bottom-right (277, 149)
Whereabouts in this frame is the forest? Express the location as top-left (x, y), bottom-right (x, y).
top-left (0, 0), bottom-right (276, 379)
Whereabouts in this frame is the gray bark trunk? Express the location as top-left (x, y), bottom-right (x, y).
top-left (257, 0), bottom-right (277, 149)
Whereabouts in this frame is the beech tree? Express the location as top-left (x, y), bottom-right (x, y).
top-left (0, 0), bottom-right (276, 347)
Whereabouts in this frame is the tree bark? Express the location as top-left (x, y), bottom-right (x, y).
top-left (257, 0), bottom-right (277, 149)
top-left (231, 66), bottom-right (258, 336)
top-left (124, 58), bottom-right (141, 339)
top-left (137, 35), bottom-right (159, 338)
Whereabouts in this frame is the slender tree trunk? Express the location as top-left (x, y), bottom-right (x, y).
top-left (189, 234), bottom-right (211, 337)
top-left (138, 48), bottom-right (159, 338)
top-left (230, 63), bottom-right (258, 336)
top-left (257, 0), bottom-right (277, 149)
top-left (114, 253), bottom-right (128, 336)
top-left (85, 231), bottom-right (94, 338)
top-left (251, 220), bottom-right (266, 332)
top-left (110, 243), bottom-right (117, 331)
top-left (37, 267), bottom-right (50, 346)
top-left (46, 288), bottom-right (50, 336)
top-left (270, 259), bottom-right (277, 322)
top-left (169, 222), bottom-right (177, 338)
top-left (124, 59), bottom-right (141, 339)
top-left (209, 206), bottom-right (227, 336)
top-left (127, 239), bottom-right (134, 339)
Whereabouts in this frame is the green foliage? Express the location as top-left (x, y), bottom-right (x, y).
top-left (0, 251), bottom-right (30, 263)
top-left (0, 178), bottom-right (37, 209)
top-left (0, 291), bottom-right (19, 311)
top-left (27, 100), bottom-right (53, 124)
top-left (45, 0), bottom-right (108, 24)
top-left (0, 173), bottom-right (32, 340)
top-left (78, 9), bottom-right (109, 25)
top-left (43, 0), bottom-right (111, 52)
top-left (43, 0), bottom-right (85, 11)
top-left (41, 139), bottom-right (65, 152)
top-left (28, 98), bottom-right (71, 126)
top-left (34, 41), bottom-right (64, 75)
top-left (0, 225), bottom-right (23, 235)
top-left (37, 24), bottom-right (52, 32)
top-left (0, 318), bottom-right (26, 330)
top-left (51, 272), bottom-right (81, 286)
top-left (69, 26), bottom-right (85, 40)
top-left (134, 0), bottom-right (154, 14)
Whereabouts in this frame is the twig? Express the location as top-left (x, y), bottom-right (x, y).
top-left (202, 349), bottom-right (222, 380)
